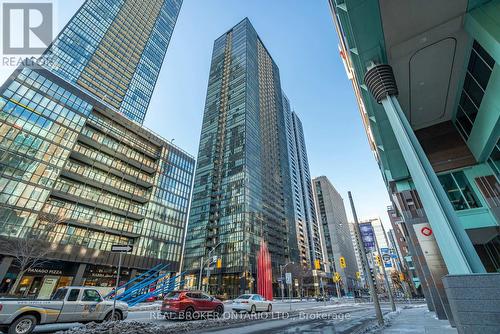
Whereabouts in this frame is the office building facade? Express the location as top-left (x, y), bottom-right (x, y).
top-left (183, 18), bottom-right (296, 297)
top-left (330, 0), bottom-right (500, 329)
top-left (0, 0), bottom-right (194, 297)
top-left (312, 176), bottom-right (358, 293)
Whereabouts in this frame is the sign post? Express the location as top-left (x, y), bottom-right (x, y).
top-left (111, 244), bottom-right (133, 320)
top-left (285, 272), bottom-right (292, 310)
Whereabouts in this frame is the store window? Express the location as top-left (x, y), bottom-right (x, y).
top-left (455, 40), bottom-right (495, 139)
top-left (438, 171), bottom-right (482, 210)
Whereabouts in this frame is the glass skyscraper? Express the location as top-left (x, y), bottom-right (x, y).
top-left (0, 0), bottom-right (193, 297)
top-left (183, 18), bottom-right (296, 297)
top-left (283, 95), bottom-right (325, 269)
top-left (41, 0), bottom-right (182, 124)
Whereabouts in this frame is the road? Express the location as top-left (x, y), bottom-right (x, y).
top-left (29, 300), bottom-right (414, 333)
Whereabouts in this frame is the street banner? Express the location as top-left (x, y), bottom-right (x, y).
top-left (359, 223), bottom-right (376, 251)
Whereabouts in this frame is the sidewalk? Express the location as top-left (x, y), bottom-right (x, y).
top-left (382, 305), bottom-right (457, 334)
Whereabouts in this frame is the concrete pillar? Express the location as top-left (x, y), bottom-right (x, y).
top-left (72, 263), bottom-right (87, 286)
top-left (0, 256), bottom-right (14, 282)
top-left (406, 220), bottom-right (450, 320)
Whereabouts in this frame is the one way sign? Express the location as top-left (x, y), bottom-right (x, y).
top-left (111, 244), bottom-right (133, 253)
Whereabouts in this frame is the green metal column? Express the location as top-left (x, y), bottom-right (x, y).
top-left (380, 95), bottom-right (485, 274)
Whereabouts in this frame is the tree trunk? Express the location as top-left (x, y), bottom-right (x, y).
top-left (9, 269), bottom-right (25, 296)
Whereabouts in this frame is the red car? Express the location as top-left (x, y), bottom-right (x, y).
top-left (160, 290), bottom-right (224, 319)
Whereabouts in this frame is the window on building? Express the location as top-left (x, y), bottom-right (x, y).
top-left (438, 171), bottom-right (482, 210)
top-left (487, 139), bottom-right (500, 178)
top-left (455, 40), bottom-right (495, 139)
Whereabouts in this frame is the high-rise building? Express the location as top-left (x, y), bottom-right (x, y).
top-left (312, 176), bottom-right (358, 294)
top-left (0, 0), bottom-right (193, 297)
top-left (330, 0), bottom-right (500, 328)
top-left (283, 94), bottom-right (324, 269)
top-left (41, 0), bottom-right (182, 124)
top-left (183, 18), bottom-right (296, 297)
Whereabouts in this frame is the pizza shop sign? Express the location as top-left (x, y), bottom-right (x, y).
top-left (26, 268), bottom-right (64, 276)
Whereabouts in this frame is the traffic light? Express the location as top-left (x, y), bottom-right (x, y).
top-left (339, 256), bottom-right (346, 268)
top-left (356, 271), bottom-right (361, 280)
top-left (375, 254), bottom-right (382, 266)
top-left (333, 272), bottom-right (341, 282)
top-left (314, 259), bottom-right (321, 270)
top-left (216, 258), bottom-right (222, 269)
top-left (399, 272), bottom-right (405, 281)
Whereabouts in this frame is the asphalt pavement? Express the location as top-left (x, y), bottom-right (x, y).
top-left (28, 300), bottom-right (419, 334)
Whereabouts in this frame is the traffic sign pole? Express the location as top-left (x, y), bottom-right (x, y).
top-left (110, 244), bottom-right (133, 320)
top-left (112, 251), bottom-right (122, 321)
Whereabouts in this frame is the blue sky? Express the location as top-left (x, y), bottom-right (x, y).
top-left (1, 0), bottom-right (391, 227)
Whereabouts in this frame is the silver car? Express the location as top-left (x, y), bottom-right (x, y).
top-left (0, 287), bottom-right (128, 334)
top-left (232, 294), bottom-right (272, 313)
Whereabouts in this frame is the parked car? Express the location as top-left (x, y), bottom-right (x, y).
top-left (160, 291), bottom-right (223, 319)
top-left (232, 294), bottom-right (272, 313)
top-left (0, 287), bottom-right (128, 334)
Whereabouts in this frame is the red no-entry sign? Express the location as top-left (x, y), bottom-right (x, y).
top-left (421, 227), bottom-right (433, 236)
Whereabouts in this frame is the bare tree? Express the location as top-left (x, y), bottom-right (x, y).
top-left (0, 213), bottom-right (65, 296)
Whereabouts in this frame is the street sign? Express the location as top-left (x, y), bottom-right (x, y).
top-left (382, 254), bottom-right (391, 262)
top-left (111, 244), bottom-right (133, 253)
top-left (285, 272), bottom-right (292, 284)
top-left (420, 226), bottom-right (433, 236)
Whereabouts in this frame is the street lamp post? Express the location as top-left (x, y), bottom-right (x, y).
top-left (198, 242), bottom-right (221, 292)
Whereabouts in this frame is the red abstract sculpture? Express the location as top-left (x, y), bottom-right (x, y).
top-left (257, 239), bottom-right (273, 301)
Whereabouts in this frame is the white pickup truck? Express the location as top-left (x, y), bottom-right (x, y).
top-left (0, 286), bottom-right (128, 334)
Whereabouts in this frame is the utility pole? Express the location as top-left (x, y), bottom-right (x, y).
top-left (348, 191), bottom-right (384, 326)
